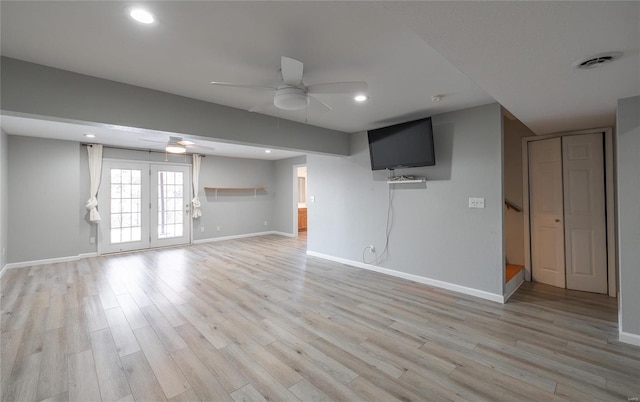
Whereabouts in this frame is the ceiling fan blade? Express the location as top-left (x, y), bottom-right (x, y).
top-left (210, 82), bottom-right (276, 90)
top-left (281, 56), bottom-right (304, 86)
top-left (307, 81), bottom-right (368, 95)
top-left (308, 95), bottom-right (333, 113)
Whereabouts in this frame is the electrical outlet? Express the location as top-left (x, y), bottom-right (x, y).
top-left (89, 237), bottom-right (95, 244)
top-left (264, 221), bottom-right (268, 226)
top-left (469, 197), bottom-right (485, 209)
top-left (216, 226), bottom-right (221, 232)
top-left (200, 226), bottom-right (205, 232)
top-left (310, 195), bottom-right (315, 203)
top-left (368, 245), bottom-right (376, 253)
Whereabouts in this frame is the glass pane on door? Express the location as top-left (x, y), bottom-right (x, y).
top-left (157, 170), bottom-right (184, 239)
top-left (110, 168), bottom-right (143, 243)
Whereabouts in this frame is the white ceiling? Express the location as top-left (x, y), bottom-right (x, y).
top-left (1, 1), bottom-right (638, 154)
top-left (382, 1), bottom-right (640, 135)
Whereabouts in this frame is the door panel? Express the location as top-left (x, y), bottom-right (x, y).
top-left (150, 165), bottom-right (191, 248)
top-left (562, 134), bottom-right (607, 293)
top-left (529, 138), bottom-right (565, 288)
top-left (99, 161), bottom-right (150, 254)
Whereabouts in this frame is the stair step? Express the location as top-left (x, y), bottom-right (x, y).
top-left (506, 264), bottom-right (524, 283)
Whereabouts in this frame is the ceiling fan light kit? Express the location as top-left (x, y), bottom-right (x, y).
top-left (166, 144), bottom-right (186, 154)
top-left (166, 136), bottom-right (187, 154)
top-left (274, 87), bottom-right (308, 110)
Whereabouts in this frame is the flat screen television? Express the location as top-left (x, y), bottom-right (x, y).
top-left (367, 117), bottom-right (435, 170)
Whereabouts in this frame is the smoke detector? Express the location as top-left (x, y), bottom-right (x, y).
top-left (572, 52), bottom-right (623, 69)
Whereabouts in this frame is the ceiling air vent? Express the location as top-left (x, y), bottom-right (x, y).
top-left (573, 52), bottom-right (623, 69)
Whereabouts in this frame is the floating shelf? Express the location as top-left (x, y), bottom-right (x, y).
top-left (386, 179), bottom-right (426, 184)
top-left (204, 186), bottom-right (267, 198)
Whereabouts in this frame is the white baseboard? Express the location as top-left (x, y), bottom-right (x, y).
top-left (3, 253), bottom-right (96, 270)
top-left (78, 252), bottom-right (98, 259)
top-left (193, 231), bottom-right (293, 244)
top-left (306, 250), bottom-right (505, 304)
top-left (619, 331), bottom-right (640, 347)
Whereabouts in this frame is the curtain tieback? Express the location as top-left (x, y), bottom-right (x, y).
top-left (85, 196), bottom-right (102, 222)
top-left (191, 197), bottom-right (202, 219)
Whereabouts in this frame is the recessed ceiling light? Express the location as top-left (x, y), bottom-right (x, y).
top-left (431, 94), bottom-right (444, 103)
top-left (354, 95), bottom-right (367, 102)
top-left (84, 133), bottom-right (96, 138)
top-left (265, 149), bottom-right (272, 154)
top-left (129, 8), bottom-right (155, 24)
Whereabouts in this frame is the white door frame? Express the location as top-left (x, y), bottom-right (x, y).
top-left (292, 163), bottom-right (306, 236)
top-left (98, 158), bottom-right (192, 255)
top-left (522, 127), bottom-right (616, 297)
top-left (150, 163), bottom-right (192, 249)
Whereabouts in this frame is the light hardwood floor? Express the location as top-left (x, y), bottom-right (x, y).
top-left (2, 234), bottom-right (639, 401)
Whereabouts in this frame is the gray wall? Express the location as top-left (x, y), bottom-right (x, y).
top-left (272, 156), bottom-right (307, 234)
top-left (7, 135), bottom-right (296, 263)
top-left (0, 128), bottom-right (8, 268)
top-left (307, 103), bottom-right (504, 295)
top-left (194, 155), bottom-right (276, 240)
top-left (503, 116), bottom-right (535, 266)
top-left (8, 136), bottom-right (80, 262)
top-left (616, 95), bottom-right (640, 338)
top-left (1, 57), bottom-right (349, 156)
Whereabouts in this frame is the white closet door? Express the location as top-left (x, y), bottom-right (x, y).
top-left (562, 134), bottom-right (607, 293)
top-left (529, 138), bottom-right (566, 288)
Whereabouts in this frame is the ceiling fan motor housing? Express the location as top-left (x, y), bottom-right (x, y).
top-left (274, 87), bottom-right (308, 110)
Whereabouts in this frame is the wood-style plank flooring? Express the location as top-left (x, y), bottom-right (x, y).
top-left (2, 234), bottom-right (639, 401)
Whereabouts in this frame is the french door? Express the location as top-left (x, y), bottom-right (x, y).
top-left (98, 160), bottom-right (191, 254)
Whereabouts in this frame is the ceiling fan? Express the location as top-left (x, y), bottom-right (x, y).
top-left (141, 136), bottom-right (214, 154)
top-left (210, 56), bottom-right (368, 113)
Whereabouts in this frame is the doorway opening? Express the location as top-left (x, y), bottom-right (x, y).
top-left (295, 165), bottom-right (307, 238)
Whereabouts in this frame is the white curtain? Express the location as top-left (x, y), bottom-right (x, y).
top-left (192, 154), bottom-right (202, 219)
top-left (85, 144), bottom-right (103, 222)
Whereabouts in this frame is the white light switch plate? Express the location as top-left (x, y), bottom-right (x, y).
top-left (469, 197), bottom-right (485, 209)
